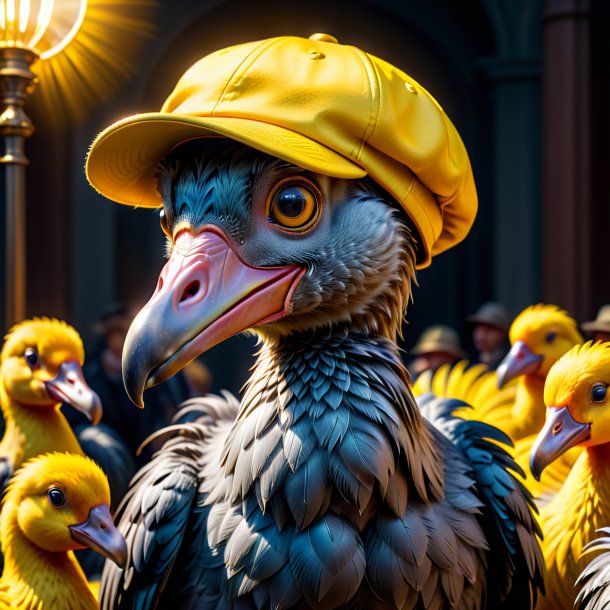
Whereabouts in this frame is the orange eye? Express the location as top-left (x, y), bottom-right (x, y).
top-left (267, 181), bottom-right (320, 231)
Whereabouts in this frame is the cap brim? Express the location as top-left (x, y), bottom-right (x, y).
top-left (86, 113), bottom-right (367, 207)
top-left (410, 343), bottom-right (467, 359)
top-left (465, 315), bottom-right (507, 333)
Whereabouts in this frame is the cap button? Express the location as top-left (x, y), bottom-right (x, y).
top-left (309, 33), bottom-right (338, 44)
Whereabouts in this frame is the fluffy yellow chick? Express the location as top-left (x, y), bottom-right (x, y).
top-left (529, 341), bottom-right (610, 610)
top-left (0, 452), bottom-right (126, 609)
top-left (491, 305), bottom-right (583, 502)
top-left (495, 304), bottom-right (583, 439)
top-left (0, 319), bottom-right (102, 488)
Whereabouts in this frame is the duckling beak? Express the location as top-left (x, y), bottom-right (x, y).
top-left (122, 226), bottom-right (304, 408)
top-left (45, 361), bottom-right (103, 424)
top-left (496, 340), bottom-right (543, 388)
top-left (529, 406), bottom-right (591, 481)
top-left (70, 504), bottom-right (127, 568)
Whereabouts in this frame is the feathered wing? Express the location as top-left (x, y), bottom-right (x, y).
top-left (362, 427), bottom-right (490, 610)
top-left (213, 337), bottom-right (544, 610)
top-left (102, 339), bottom-right (543, 610)
top-left (100, 394), bottom-right (239, 610)
top-left (417, 394), bottom-right (545, 608)
top-left (576, 527), bottom-right (610, 610)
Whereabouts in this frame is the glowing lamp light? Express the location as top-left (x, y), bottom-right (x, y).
top-left (0, 0), bottom-right (87, 59)
top-left (0, 0), bottom-right (88, 327)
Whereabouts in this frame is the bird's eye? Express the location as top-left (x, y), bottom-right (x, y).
top-left (545, 332), bottom-right (556, 343)
top-left (47, 487), bottom-right (65, 508)
top-left (24, 347), bottom-right (40, 370)
top-left (267, 180), bottom-right (320, 232)
top-left (159, 209), bottom-right (172, 238)
top-left (591, 383), bottom-right (608, 403)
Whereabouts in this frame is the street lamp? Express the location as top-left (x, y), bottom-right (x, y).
top-left (0, 0), bottom-right (87, 328)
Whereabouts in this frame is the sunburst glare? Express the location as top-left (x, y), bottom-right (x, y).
top-left (27, 0), bottom-right (157, 124)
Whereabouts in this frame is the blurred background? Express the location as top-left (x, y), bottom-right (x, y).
top-left (1, 0), bottom-right (608, 395)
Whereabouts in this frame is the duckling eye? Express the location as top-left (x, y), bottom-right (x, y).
top-left (545, 332), bottom-right (556, 343)
top-left (267, 180), bottom-right (320, 232)
top-left (47, 487), bottom-right (65, 508)
top-left (591, 383), bottom-right (608, 403)
top-left (24, 347), bottom-right (40, 370)
top-left (159, 209), bottom-right (171, 238)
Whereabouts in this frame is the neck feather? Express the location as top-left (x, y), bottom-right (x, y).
top-left (0, 385), bottom-right (83, 467)
top-left (511, 375), bottom-right (546, 428)
top-left (221, 327), bottom-right (445, 528)
top-left (0, 503), bottom-right (96, 610)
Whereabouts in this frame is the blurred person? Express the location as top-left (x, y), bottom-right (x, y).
top-left (467, 302), bottom-right (511, 369)
top-left (582, 305), bottom-right (610, 342)
top-left (408, 324), bottom-right (467, 379)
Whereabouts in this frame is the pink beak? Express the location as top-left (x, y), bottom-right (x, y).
top-left (122, 226), bottom-right (304, 407)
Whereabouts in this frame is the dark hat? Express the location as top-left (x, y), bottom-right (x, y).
top-left (467, 302), bottom-right (511, 334)
top-left (582, 305), bottom-right (610, 333)
top-left (92, 303), bottom-right (131, 335)
top-left (410, 325), bottom-right (467, 359)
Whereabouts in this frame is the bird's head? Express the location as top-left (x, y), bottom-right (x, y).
top-left (497, 304), bottom-right (582, 388)
top-left (85, 35), bottom-right (479, 407)
top-left (529, 341), bottom-right (610, 480)
top-left (122, 140), bottom-right (416, 406)
top-left (0, 319), bottom-right (102, 423)
top-left (2, 452), bottom-right (126, 566)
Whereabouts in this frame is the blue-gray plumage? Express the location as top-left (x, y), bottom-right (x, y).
top-left (101, 140), bottom-right (544, 609)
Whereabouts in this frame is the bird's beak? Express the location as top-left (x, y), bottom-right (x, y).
top-left (45, 361), bottom-right (103, 424)
top-left (496, 340), bottom-right (543, 388)
top-left (529, 406), bottom-right (591, 481)
top-left (122, 226), bottom-right (305, 408)
top-left (69, 503), bottom-right (127, 568)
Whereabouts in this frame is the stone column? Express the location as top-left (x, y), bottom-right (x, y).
top-left (541, 0), bottom-right (591, 318)
top-left (481, 56), bottom-right (542, 315)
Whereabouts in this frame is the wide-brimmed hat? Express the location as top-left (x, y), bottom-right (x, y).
top-left (582, 305), bottom-right (610, 334)
top-left (85, 33), bottom-right (477, 269)
top-left (467, 302), bottom-right (511, 334)
top-left (410, 325), bottom-right (467, 359)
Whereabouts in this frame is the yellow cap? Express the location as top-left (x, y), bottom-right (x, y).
top-left (86, 34), bottom-right (477, 267)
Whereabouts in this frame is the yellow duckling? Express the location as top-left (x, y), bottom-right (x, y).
top-left (414, 304), bottom-right (581, 437)
top-left (0, 452), bottom-right (126, 609)
top-left (490, 305), bottom-right (583, 502)
top-left (529, 341), bottom-right (610, 610)
top-left (495, 304), bottom-right (583, 440)
top-left (0, 319), bottom-right (102, 488)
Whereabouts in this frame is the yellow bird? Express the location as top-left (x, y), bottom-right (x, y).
top-left (495, 304), bottom-right (583, 440)
top-left (0, 452), bottom-right (127, 609)
top-left (529, 341), bottom-right (610, 610)
top-left (493, 305), bottom-right (584, 503)
top-left (0, 319), bottom-right (102, 489)
top-left (412, 303), bottom-right (582, 438)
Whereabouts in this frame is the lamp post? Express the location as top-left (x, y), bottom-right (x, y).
top-left (0, 0), bottom-right (87, 328)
